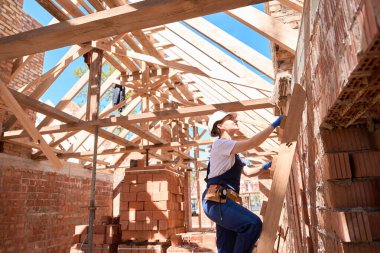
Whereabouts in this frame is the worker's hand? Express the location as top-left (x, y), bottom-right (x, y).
top-left (261, 161), bottom-right (272, 170)
top-left (271, 115), bottom-right (283, 128)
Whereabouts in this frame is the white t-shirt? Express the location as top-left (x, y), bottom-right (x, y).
top-left (208, 139), bottom-right (237, 179)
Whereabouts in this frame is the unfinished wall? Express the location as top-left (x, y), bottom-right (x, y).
top-left (0, 0), bottom-right (45, 158)
top-left (276, 0), bottom-right (380, 252)
top-left (0, 153), bottom-right (113, 253)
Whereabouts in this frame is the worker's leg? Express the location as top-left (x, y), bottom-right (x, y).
top-left (203, 197), bottom-right (262, 253)
top-left (216, 224), bottom-right (237, 253)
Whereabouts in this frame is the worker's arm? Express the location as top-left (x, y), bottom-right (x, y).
top-left (231, 115), bottom-right (283, 154)
top-left (242, 161), bottom-right (272, 177)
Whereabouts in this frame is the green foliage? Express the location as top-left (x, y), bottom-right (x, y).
top-left (73, 62), bottom-right (116, 109)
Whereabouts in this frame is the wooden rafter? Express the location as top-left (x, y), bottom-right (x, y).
top-left (184, 18), bottom-right (275, 80)
top-left (0, 0), bottom-right (267, 60)
top-left (227, 6), bottom-right (298, 54)
top-left (0, 82), bottom-right (62, 170)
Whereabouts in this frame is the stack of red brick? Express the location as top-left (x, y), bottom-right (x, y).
top-left (70, 216), bottom-right (121, 253)
top-left (118, 242), bottom-right (169, 253)
top-left (166, 233), bottom-right (217, 253)
top-left (120, 164), bottom-right (186, 242)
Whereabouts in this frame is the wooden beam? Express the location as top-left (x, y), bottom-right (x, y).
top-left (226, 6), bottom-right (298, 54)
top-left (0, 82), bottom-right (62, 170)
top-left (256, 84), bottom-right (306, 253)
top-left (184, 17), bottom-right (275, 79)
top-left (5, 88), bottom-right (136, 148)
top-left (278, 0), bottom-right (303, 12)
top-left (86, 49), bottom-right (103, 121)
top-left (49, 139), bottom-right (214, 159)
top-left (31, 98), bottom-right (274, 134)
top-left (0, 0), bottom-right (266, 60)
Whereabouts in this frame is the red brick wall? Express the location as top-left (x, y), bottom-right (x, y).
top-left (278, 0), bottom-right (380, 252)
top-left (0, 0), bottom-right (44, 157)
top-left (0, 153), bottom-right (113, 253)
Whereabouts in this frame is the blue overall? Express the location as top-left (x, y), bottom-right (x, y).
top-left (202, 154), bottom-right (262, 253)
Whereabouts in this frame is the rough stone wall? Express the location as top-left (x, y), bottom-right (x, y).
top-left (279, 0), bottom-right (380, 252)
top-left (0, 153), bottom-right (113, 253)
top-left (0, 0), bottom-right (44, 158)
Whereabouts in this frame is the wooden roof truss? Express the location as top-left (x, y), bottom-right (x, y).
top-left (0, 0), bottom-right (302, 171)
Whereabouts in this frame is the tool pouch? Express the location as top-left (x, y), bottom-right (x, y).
top-left (204, 185), bottom-right (227, 203)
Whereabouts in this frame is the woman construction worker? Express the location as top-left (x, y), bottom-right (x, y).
top-left (203, 111), bottom-right (283, 253)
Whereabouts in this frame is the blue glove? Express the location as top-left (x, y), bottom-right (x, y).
top-left (261, 161), bottom-right (272, 170)
top-left (271, 115), bottom-right (283, 128)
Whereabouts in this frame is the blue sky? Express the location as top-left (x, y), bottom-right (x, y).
top-left (22, 2), bottom-right (271, 105)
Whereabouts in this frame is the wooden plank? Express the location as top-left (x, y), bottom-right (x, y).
top-left (0, 81), bottom-right (62, 170)
top-left (0, 0), bottom-right (266, 60)
top-left (184, 17), bottom-right (274, 79)
top-left (281, 84), bottom-right (307, 143)
top-left (278, 0), bottom-right (303, 12)
top-left (36, 0), bottom-right (70, 21)
top-left (256, 84), bottom-right (306, 253)
top-left (227, 6), bottom-right (298, 54)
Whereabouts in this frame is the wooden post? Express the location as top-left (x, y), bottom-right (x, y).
top-left (86, 48), bottom-right (103, 253)
top-left (194, 126), bottom-right (203, 229)
top-left (256, 84), bottom-right (306, 253)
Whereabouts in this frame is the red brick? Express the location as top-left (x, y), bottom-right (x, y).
top-left (321, 128), bottom-right (372, 153)
top-left (72, 234), bottom-right (81, 244)
top-left (128, 201), bottom-right (144, 211)
top-left (120, 211), bottom-right (136, 221)
top-left (124, 174), bottom-right (137, 184)
top-left (325, 181), bottom-right (380, 208)
top-left (329, 211), bottom-right (373, 242)
top-left (158, 220), bottom-right (168, 230)
top-left (135, 211), bottom-right (153, 221)
top-left (121, 192), bottom-right (137, 202)
top-left (322, 153), bottom-right (351, 180)
top-left (137, 192), bottom-right (152, 201)
top-left (121, 230), bottom-right (154, 241)
top-left (144, 220), bottom-right (158, 231)
top-left (100, 215), bottom-right (112, 225)
top-left (138, 174), bottom-right (153, 184)
top-left (351, 151), bottom-right (380, 177)
top-left (93, 225), bottom-right (106, 234)
top-left (92, 234), bottom-right (105, 244)
top-left (121, 183), bottom-right (130, 193)
top-left (147, 181), bottom-right (160, 193)
top-left (152, 192), bottom-right (169, 201)
top-left (144, 201), bottom-right (168, 211)
top-left (130, 183), bottom-right (147, 192)
top-left (152, 211), bottom-right (169, 220)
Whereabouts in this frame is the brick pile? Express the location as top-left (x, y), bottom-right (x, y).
top-left (166, 232), bottom-right (217, 253)
top-left (70, 216), bottom-right (121, 253)
top-left (118, 243), bottom-right (169, 253)
top-left (119, 163), bottom-right (186, 243)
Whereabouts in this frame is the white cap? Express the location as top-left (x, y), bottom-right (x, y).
top-left (208, 111), bottom-right (237, 137)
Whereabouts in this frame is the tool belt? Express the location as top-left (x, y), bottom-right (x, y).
top-left (204, 184), bottom-right (242, 205)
